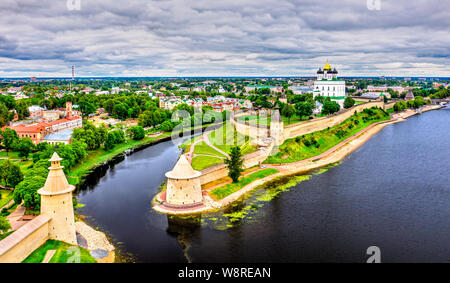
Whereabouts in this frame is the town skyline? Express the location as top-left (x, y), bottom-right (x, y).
top-left (0, 0), bottom-right (449, 78)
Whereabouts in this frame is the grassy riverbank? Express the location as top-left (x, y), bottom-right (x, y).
top-left (209, 168), bottom-right (278, 200)
top-left (265, 107), bottom-right (390, 164)
top-left (66, 132), bottom-right (172, 185)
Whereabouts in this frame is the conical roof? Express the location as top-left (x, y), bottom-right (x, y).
top-left (165, 155), bottom-right (201, 179)
top-left (49, 152), bottom-right (62, 162)
top-left (38, 152), bottom-right (74, 195)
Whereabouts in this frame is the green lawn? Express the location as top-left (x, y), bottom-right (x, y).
top-left (0, 189), bottom-right (13, 209)
top-left (23, 240), bottom-right (97, 263)
top-left (265, 107), bottom-right (390, 164)
top-left (210, 168), bottom-right (278, 200)
top-left (193, 141), bottom-right (226, 158)
top-left (189, 126), bottom-right (258, 171)
top-left (191, 155), bottom-right (224, 171)
top-left (0, 151), bottom-right (21, 159)
top-left (208, 125), bottom-right (252, 155)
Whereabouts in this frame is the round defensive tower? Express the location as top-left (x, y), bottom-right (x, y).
top-left (37, 152), bottom-right (77, 245)
top-left (165, 155), bottom-right (203, 207)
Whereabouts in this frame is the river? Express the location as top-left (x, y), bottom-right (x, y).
top-left (76, 105), bottom-right (450, 263)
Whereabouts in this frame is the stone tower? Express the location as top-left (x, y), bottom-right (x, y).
top-left (37, 152), bottom-right (77, 245)
top-left (165, 155), bottom-right (203, 207)
top-left (66, 101), bottom-right (72, 118)
top-left (270, 106), bottom-right (284, 146)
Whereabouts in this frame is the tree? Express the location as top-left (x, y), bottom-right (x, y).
top-left (0, 216), bottom-right (11, 238)
top-left (344, 97), bottom-right (355, 109)
top-left (281, 104), bottom-right (295, 124)
top-left (104, 129), bottom-right (125, 150)
top-left (321, 101), bottom-right (341, 115)
top-left (0, 160), bottom-right (12, 185)
top-left (128, 126), bottom-right (145, 140)
top-left (295, 101), bottom-right (313, 118)
top-left (113, 103), bottom-right (129, 120)
top-left (15, 100), bottom-right (30, 120)
top-left (15, 137), bottom-right (35, 160)
top-left (13, 175), bottom-right (46, 209)
top-left (0, 103), bottom-right (10, 127)
top-left (7, 163), bottom-right (23, 188)
top-left (1, 128), bottom-right (19, 156)
top-left (104, 134), bottom-right (116, 151)
top-left (160, 120), bottom-right (174, 132)
top-left (78, 101), bottom-right (96, 116)
top-left (224, 146), bottom-right (244, 183)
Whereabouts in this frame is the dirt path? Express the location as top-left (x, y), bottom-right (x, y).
top-left (6, 204), bottom-right (27, 231)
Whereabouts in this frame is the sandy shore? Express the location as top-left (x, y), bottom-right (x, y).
top-left (75, 221), bottom-right (115, 263)
top-left (153, 104), bottom-right (444, 215)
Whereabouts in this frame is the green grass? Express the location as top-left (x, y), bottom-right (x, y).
top-left (0, 189), bottom-right (13, 209)
top-left (191, 155), bottom-right (223, 171)
top-left (265, 107), bottom-right (390, 164)
top-left (193, 141), bottom-right (226, 158)
top-left (189, 127), bottom-right (258, 170)
top-left (210, 168), bottom-right (278, 200)
top-left (0, 151), bottom-right (21, 159)
top-left (208, 125), bottom-right (252, 155)
top-left (386, 107), bottom-right (395, 115)
top-left (23, 240), bottom-right (97, 263)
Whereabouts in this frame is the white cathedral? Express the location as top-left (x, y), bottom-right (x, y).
top-left (313, 60), bottom-right (346, 108)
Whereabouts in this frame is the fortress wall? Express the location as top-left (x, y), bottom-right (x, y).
top-left (284, 100), bottom-right (384, 140)
top-left (0, 215), bottom-right (50, 263)
top-left (384, 101), bottom-right (396, 110)
top-left (231, 111), bottom-right (270, 140)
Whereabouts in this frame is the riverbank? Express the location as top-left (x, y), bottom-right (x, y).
top-left (152, 104), bottom-right (444, 215)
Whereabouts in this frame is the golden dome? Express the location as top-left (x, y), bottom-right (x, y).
top-left (324, 60), bottom-right (331, 70)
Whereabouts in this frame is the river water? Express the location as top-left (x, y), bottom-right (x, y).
top-left (76, 106), bottom-right (450, 263)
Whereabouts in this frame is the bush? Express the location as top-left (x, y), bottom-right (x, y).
top-left (344, 97), bottom-right (355, 109)
top-left (321, 101), bottom-right (340, 115)
top-left (128, 126), bottom-right (145, 140)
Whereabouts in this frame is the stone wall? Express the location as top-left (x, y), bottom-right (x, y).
top-left (0, 215), bottom-right (50, 263)
top-left (231, 110), bottom-right (270, 140)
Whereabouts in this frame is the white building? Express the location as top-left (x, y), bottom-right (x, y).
top-left (313, 60), bottom-right (346, 108)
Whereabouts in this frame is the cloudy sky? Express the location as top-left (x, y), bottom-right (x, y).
top-left (0, 0), bottom-right (449, 77)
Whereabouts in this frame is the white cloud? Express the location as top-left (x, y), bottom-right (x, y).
top-left (0, 0), bottom-right (448, 77)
